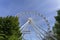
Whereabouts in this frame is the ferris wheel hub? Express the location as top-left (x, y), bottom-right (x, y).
top-left (28, 18), bottom-right (33, 24)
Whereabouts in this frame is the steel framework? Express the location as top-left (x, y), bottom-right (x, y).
top-left (16, 11), bottom-right (57, 40)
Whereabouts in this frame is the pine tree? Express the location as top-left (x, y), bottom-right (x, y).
top-left (53, 10), bottom-right (60, 40)
top-left (0, 16), bottom-right (22, 40)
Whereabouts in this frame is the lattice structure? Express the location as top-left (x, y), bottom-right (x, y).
top-left (16, 11), bottom-right (57, 40)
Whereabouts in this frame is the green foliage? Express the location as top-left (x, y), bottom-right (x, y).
top-left (55, 16), bottom-right (60, 23)
top-left (53, 10), bottom-right (60, 40)
top-left (57, 10), bottom-right (60, 16)
top-left (0, 16), bottom-right (22, 40)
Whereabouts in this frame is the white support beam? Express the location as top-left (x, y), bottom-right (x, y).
top-left (31, 22), bottom-right (48, 40)
top-left (31, 25), bottom-right (44, 40)
top-left (31, 21), bottom-right (46, 36)
top-left (31, 20), bottom-right (57, 40)
top-left (20, 20), bottom-right (30, 32)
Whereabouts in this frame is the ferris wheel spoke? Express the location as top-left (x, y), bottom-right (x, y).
top-left (31, 26), bottom-right (44, 40)
top-left (31, 20), bottom-right (46, 35)
top-left (31, 21), bottom-right (57, 40)
top-left (36, 24), bottom-right (49, 34)
top-left (37, 25), bottom-right (57, 40)
top-left (20, 20), bottom-right (30, 32)
top-left (35, 32), bottom-right (44, 40)
top-left (31, 22), bottom-right (48, 40)
top-left (31, 25), bottom-right (47, 40)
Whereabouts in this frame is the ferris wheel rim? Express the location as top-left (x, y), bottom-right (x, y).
top-left (15, 11), bottom-right (57, 40)
top-left (15, 11), bottom-right (50, 30)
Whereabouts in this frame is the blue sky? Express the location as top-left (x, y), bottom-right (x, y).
top-left (0, 0), bottom-right (60, 40)
top-left (0, 0), bottom-right (60, 17)
top-left (0, 0), bottom-right (60, 29)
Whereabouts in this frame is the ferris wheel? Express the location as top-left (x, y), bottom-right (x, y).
top-left (16, 11), bottom-right (57, 40)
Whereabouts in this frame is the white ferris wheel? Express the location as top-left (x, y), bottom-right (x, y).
top-left (16, 11), bottom-right (57, 40)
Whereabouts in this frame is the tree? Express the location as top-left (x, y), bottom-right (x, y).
top-left (53, 10), bottom-right (60, 40)
top-left (0, 16), bottom-right (22, 40)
